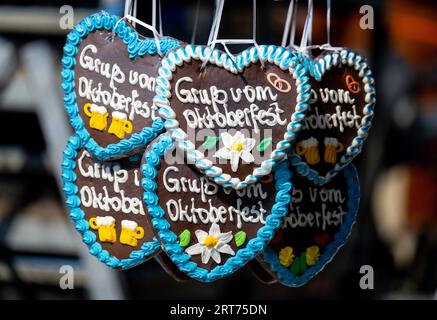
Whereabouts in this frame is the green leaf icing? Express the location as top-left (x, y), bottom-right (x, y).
top-left (257, 137), bottom-right (273, 152)
top-left (234, 231), bottom-right (247, 247)
top-left (202, 136), bottom-right (220, 150)
top-left (179, 229), bottom-right (191, 247)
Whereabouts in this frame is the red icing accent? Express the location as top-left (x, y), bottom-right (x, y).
top-left (315, 233), bottom-right (330, 247)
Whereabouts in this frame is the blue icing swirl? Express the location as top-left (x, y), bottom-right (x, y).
top-left (66, 32), bottom-right (80, 45)
top-left (63, 44), bottom-right (77, 57)
top-left (61, 56), bottom-right (75, 69)
top-left (98, 250), bottom-right (110, 263)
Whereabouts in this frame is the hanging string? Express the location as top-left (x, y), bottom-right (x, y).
top-left (122, 0), bottom-right (137, 27)
top-left (299, 0), bottom-right (313, 51)
top-left (110, 0), bottom-right (135, 41)
top-left (122, 0), bottom-right (162, 55)
top-left (206, 0), bottom-right (221, 46)
top-left (253, 0), bottom-right (257, 44)
top-left (326, 0), bottom-right (331, 46)
top-left (208, 0), bottom-right (225, 48)
top-left (320, 0), bottom-right (342, 51)
top-left (289, 0), bottom-right (298, 47)
top-left (152, 0), bottom-right (156, 32)
top-left (191, 0), bottom-right (201, 44)
top-left (281, 0), bottom-right (300, 49)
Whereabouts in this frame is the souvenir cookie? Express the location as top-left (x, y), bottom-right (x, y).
top-left (61, 12), bottom-right (181, 160)
top-left (156, 45), bottom-right (310, 189)
top-left (62, 135), bottom-right (160, 269)
top-left (141, 135), bottom-right (292, 282)
top-left (290, 49), bottom-right (375, 184)
top-left (259, 164), bottom-right (360, 286)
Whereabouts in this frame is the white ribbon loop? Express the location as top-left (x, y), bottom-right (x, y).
top-left (125, 14), bottom-right (162, 55)
top-left (297, 0), bottom-right (342, 55)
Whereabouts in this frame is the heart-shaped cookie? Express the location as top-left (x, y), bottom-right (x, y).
top-left (259, 164), bottom-right (360, 286)
top-left (155, 45), bottom-right (310, 189)
top-left (290, 49), bottom-right (375, 185)
top-left (61, 12), bottom-right (180, 160)
top-left (141, 135), bottom-right (292, 282)
top-left (62, 135), bottom-right (160, 269)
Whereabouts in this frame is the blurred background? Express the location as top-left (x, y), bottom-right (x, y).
top-left (0, 0), bottom-right (436, 299)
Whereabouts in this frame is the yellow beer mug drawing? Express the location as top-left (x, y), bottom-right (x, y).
top-left (296, 137), bottom-right (320, 165)
top-left (108, 111), bottom-right (133, 139)
top-left (120, 220), bottom-right (144, 247)
top-left (324, 137), bottom-right (344, 164)
top-left (89, 216), bottom-right (116, 243)
top-left (83, 103), bottom-right (109, 131)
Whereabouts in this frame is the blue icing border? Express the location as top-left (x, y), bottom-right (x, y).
top-left (261, 164), bottom-right (360, 287)
top-left (288, 49), bottom-right (376, 185)
top-left (61, 11), bottom-right (180, 160)
top-left (141, 135), bottom-right (293, 282)
top-left (154, 45), bottom-right (311, 190)
top-left (62, 134), bottom-right (160, 269)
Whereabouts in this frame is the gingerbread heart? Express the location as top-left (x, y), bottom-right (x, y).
top-left (141, 135), bottom-right (292, 282)
top-left (259, 164), bottom-right (360, 286)
top-left (290, 49), bottom-right (375, 185)
top-left (62, 135), bottom-right (160, 269)
top-left (155, 45), bottom-right (310, 189)
top-left (61, 12), bottom-right (180, 160)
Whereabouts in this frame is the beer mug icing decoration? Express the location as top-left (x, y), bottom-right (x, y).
top-left (258, 165), bottom-right (360, 286)
top-left (141, 135), bottom-right (292, 282)
top-left (62, 135), bottom-right (160, 269)
top-left (155, 0), bottom-right (310, 190)
top-left (89, 216), bottom-right (117, 243)
top-left (61, 5), bottom-right (181, 160)
top-left (287, 0), bottom-right (376, 185)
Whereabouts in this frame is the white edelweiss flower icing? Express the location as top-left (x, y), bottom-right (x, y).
top-left (302, 137), bottom-right (318, 148)
top-left (185, 222), bottom-right (235, 265)
top-left (121, 220), bottom-right (138, 230)
top-left (213, 131), bottom-right (256, 172)
top-left (324, 137), bottom-right (339, 146)
top-left (91, 104), bottom-right (107, 114)
top-left (112, 111), bottom-right (127, 120)
top-left (96, 216), bottom-right (115, 226)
